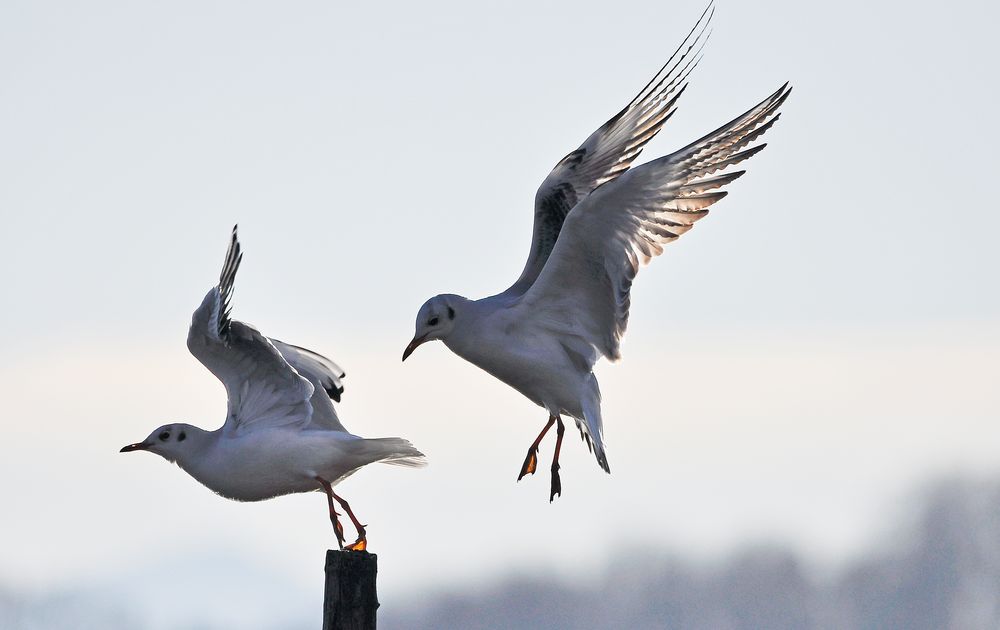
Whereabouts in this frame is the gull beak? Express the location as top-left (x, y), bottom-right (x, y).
top-left (402, 334), bottom-right (428, 362)
top-left (120, 441), bottom-right (151, 453)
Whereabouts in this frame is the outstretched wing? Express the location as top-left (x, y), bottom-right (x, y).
top-left (186, 226), bottom-right (314, 434)
top-left (503, 2), bottom-right (714, 297)
top-left (270, 339), bottom-right (350, 433)
top-left (518, 84), bottom-right (791, 362)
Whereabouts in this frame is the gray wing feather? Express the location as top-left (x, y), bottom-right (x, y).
top-left (504, 3), bottom-right (714, 297)
top-left (270, 340), bottom-right (346, 402)
top-left (521, 84), bottom-right (791, 362)
top-left (271, 339), bottom-right (350, 433)
top-left (186, 227), bottom-right (314, 434)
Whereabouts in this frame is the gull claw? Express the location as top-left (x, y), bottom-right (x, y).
top-left (333, 518), bottom-right (346, 549)
top-left (517, 447), bottom-right (539, 481)
top-left (549, 462), bottom-right (562, 502)
top-left (345, 523), bottom-right (368, 551)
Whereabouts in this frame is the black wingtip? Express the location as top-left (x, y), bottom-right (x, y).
top-left (626, 0), bottom-right (714, 110)
top-left (325, 384), bottom-right (345, 403)
top-left (700, 0), bottom-right (715, 26)
top-left (217, 226), bottom-right (244, 337)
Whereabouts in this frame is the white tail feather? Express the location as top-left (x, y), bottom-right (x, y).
top-left (361, 437), bottom-right (427, 468)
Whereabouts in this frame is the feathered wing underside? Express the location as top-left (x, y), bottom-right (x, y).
top-left (186, 227), bottom-right (314, 434)
top-left (504, 2), bottom-right (714, 297)
top-left (271, 339), bottom-right (349, 433)
top-left (521, 83), bottom-right (791, 362)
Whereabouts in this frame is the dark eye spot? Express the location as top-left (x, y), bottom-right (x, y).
top-left (428, 317), bottom-right (439, 326)
top-left (158, 431), bottom-right (170, 442)
top-left (178, 432), bottom-right (186, 442)
top-left (447, 306), bottom-right (455, 320)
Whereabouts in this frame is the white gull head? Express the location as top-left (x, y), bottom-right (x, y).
top-left (402, 293), bottom-right (468, 361)
top-left (120, 423), bottom-right (210, 465)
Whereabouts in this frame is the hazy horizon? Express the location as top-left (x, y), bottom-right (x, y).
top-left (1, 0), bottom-right (997, 627)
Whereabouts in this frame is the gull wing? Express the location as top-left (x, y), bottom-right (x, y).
top-left (186, 226), bottom-right (314, 435)
top-left (270, 339), bottom-right (350, 433)
top-left (270, 340), bottom-right (346, 402)
top-left (503, 3), bottom-right (713, 297)
top-left (519, 84), bottom-right (791, 364)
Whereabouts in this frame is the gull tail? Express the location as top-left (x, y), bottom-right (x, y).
top-left (361, 437), bottom-right (428, 468)
top-left (579, 374), bottom-right (611, 474)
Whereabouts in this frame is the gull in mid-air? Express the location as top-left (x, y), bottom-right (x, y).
top-left (403, 4), bottom-right (789, 501)
top-left (122, 226), bottom-right (425, 550)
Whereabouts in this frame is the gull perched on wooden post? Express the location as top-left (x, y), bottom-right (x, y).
top-left (122, 226), bottom-right (425, 550)
top-left (403, 3), bottom-right (789, 501)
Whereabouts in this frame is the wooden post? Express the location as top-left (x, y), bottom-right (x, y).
top-left (323, 550), bottom-right (379, 630)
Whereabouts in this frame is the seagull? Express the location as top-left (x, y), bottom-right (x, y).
top-left (403, 4), bottom-right (789, 501)
top-left (122, 226), bottom-right (425, 550)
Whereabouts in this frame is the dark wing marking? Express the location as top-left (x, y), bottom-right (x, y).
top-left (217, 225), bottom-right (242, 339)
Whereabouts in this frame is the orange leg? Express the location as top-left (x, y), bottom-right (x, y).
top-left (332, 491), bottom-right (368, 552)
top-left (549, 416), bottom-right (565, 502)
top-left (316, 476), bottom-right (345, 549)
top-left (517, 415), bottom-right (557, 481)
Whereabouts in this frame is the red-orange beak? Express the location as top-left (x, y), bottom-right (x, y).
top-left (120, 441), bottom-right (151, 453)
top-left (402, 334), bottom-right (429, 362)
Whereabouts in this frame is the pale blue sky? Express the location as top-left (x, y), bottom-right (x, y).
top-left (0, 1), bottom-right (997, 628)
top-left (1, 0), bottom-right (997, 344)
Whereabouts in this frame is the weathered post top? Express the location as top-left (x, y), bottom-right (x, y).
top-left (323, 550), bottom-right (379, 630)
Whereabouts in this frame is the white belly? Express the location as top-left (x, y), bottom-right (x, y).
top-left (446, 325), bottom-right (588, 419)
top-left (180, 429), bottom-right (356, 501)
